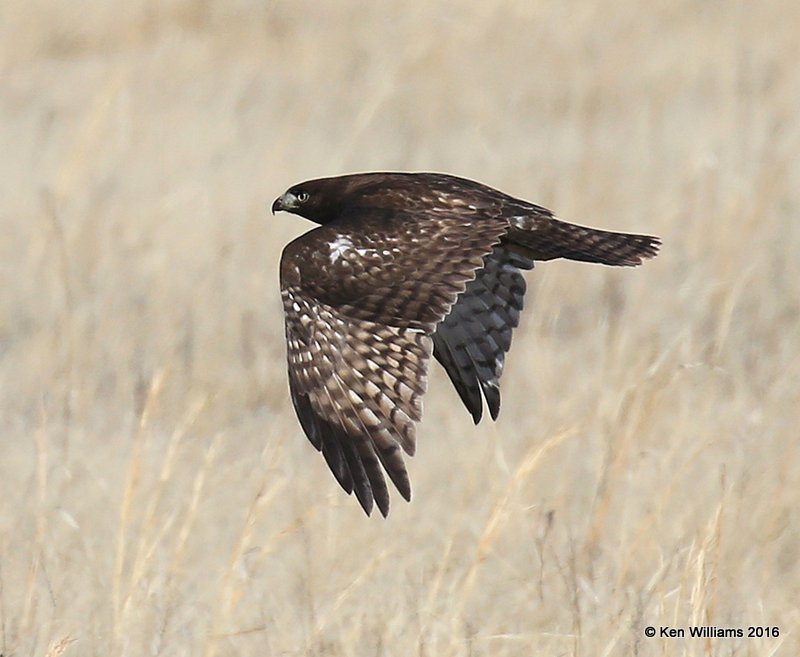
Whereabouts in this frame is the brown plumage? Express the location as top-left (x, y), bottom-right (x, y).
top-left (272, 172), bottom-right (660, 516)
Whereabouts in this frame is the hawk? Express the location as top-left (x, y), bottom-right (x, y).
top-left (271, 172), bottom-right (660, 516)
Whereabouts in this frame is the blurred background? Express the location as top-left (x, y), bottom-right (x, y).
top-left (1, 1), bottom-right (798, 655)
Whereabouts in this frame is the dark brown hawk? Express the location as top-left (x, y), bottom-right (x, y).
top-left (271, 172), bottom-right (660, 516)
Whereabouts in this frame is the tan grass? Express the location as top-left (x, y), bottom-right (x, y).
top-left (1, 1), bottom-right (799, 655)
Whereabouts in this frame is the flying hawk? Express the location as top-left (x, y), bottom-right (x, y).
top-left (271, 172), bottom-right (660, 516)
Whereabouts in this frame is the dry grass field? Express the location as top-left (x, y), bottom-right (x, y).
top-left (2, 1), bottom-right (799, 655)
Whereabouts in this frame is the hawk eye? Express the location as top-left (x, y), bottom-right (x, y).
top-left (296, 191), bottom-right (310, 203)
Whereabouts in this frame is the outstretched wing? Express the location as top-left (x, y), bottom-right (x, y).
top-left (432, 245), bottom-right (533, 424)
top-left (280, 211), bottom-right (508, 516)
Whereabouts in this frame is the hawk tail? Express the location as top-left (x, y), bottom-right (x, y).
top-left (508, 218), bottom-right (661, 267)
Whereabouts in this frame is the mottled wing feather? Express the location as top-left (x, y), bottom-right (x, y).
top-left (289, 210), bottom-right (509, 331)
top-left (281, 210), bottom-right (508, 515)
top-left (284, 293), bottom-right (427, 516)
top-left (432, 245), bottom-right (533, 423)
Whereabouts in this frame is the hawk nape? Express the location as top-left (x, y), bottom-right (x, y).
top-left (271, 172), bottom-right (660, 517)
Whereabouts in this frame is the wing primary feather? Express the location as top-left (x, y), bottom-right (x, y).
top-left (320, 428), bottom-right (353, 494)
top-left (432, 330), bottom-right (483, 424)
top-left (289, 377), bottom-right (356, 496)
top-left (288, 375), bottom-right (323, 449)
top-left (339, 437), bottom-right (374, 516)
top-left (328, 368), bottom-right (394, 517)
top-left (374, 441), bottom-right (412, 502)
top-left (325, 372), bottom-right (377, 516)
top-left (354, 438), bottom-right (391, 517)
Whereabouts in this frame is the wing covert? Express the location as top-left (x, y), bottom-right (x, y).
top-left (281, 209), bottom-right (509, 330)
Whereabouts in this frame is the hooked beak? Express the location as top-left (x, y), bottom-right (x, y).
top-left (271, 191), bottom-right (297, 215)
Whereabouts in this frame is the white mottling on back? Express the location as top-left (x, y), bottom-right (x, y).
top-left (512, 215), bottom-right (537, 230)
top-left (328, 235), bottom-right (354, 263)
top-left (329, 235), bottom-right (386, 262)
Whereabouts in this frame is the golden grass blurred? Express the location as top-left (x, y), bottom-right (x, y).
top-left (1, 1), bottom-right (799, 655)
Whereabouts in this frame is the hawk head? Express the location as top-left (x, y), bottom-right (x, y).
top-left (271, 176), bottom-right (359, 224)
top-left (272, 184), bottom-right (313, 216)
top-left (272, 173), bottom-right (413, 225)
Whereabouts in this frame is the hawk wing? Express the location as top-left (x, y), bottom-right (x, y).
top-left (432, 245), bottom-right (534, 424)
top-left (280, 211), bottom-right (508, 516)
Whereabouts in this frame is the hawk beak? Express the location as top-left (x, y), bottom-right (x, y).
top-left (272, 191), bottom-right (299, 214)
